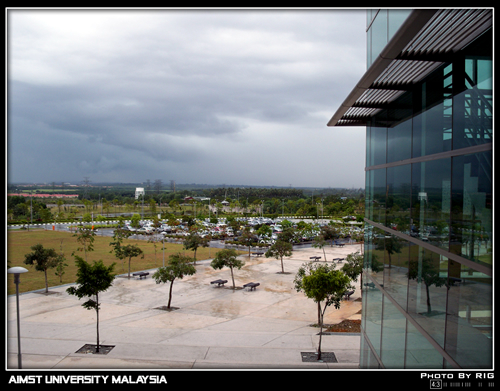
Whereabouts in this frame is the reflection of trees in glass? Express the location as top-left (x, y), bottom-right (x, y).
top-left (374, 235), bottom-right (402, 268)
top-left (407, 255), bottom-right (447, 314)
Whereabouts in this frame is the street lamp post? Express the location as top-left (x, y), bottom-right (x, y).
top-left (8, 267), bottom-right (28, 369)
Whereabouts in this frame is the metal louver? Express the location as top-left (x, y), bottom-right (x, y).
top-left (328, 8), bottom-right (492, 127)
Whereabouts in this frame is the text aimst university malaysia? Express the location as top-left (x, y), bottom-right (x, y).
top-left (329, 9), bottom-right (492, 369)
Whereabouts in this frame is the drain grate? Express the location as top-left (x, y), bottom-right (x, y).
top-left (75, 344), bottom-right (115, 355)
top-left (301, 352), bottom-right (338, 363)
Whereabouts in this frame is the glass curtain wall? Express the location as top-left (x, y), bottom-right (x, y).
top-left (361, 20), bottom-right (492, 369)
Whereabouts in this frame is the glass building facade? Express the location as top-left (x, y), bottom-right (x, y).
top-left (332, 9), bottom-right (492, 369)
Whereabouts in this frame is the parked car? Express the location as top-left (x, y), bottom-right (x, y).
top-left (137, 227), bottom-right (153, 235)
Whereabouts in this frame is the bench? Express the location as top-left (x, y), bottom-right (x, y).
top-left (448, 277), bottom-right (463, 286)
top-left (243, 282), bottom-right (260, 291)
top-left (132, 272), bottom-right (149, 279)
top-left (343, 290), bottom-right (355, 300)
top-left (337, 243), bottom-right (345, 247)
top-left (210, 279), bottom-right (228, 287)
top-left (364, 282), bottom-right (375, 289)
top-left (252, 252), bottom-right (264, 257)
top-left (334, 258), bottom-right (345, 263)
top-left (309, 256), bottom-right (321, 261)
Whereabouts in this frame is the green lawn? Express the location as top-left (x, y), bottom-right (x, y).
top-left (7, 230), bottom-right (240, 295)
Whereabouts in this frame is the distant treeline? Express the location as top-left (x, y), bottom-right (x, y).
top-left (204, 187), bottom-right (304, 199)
top-left (8, 183), bottom-right (364, 203)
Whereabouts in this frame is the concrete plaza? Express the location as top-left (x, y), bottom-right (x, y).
top-left (7, 244), bottom-right (362, 370)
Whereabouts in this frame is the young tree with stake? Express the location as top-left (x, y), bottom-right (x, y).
top-left (66, 257), bottom-right (116, 353)
top-left (294, 262), bottom-right (351, 360)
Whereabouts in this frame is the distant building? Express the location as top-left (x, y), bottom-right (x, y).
top-left (135, 187), bottom-right (145, 199)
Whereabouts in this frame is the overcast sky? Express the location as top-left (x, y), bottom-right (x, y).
top-left (7, 8), bottom-right (367, 189)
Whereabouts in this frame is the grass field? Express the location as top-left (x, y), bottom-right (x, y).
top-left (7, 229), bottom-right (241, 295)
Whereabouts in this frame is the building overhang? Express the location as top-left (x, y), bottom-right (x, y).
top-left (327, 8), bottom-right (493, 127)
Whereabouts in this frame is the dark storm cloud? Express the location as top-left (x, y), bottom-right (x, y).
top-left (8, 8), bottom-right (367, 187)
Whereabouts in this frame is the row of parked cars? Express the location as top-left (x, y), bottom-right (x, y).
top-left (119, 217), bottom-right (365, 245)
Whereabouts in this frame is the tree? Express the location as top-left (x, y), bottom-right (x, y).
top-left (341, 251), bottom-right (364, 283)
top-left (121, 244), bottom-right (144, 279)
top-left (312, 234), bottom-right (328, 261)
top-left (109, 227), bottom-right (132, 271)
top-left (375, 235), bottom-right (402, 268)
top-left (256, 224), bottom-right (272, 242)
top-left (278, 226), bottom-right (298, 244)
top-left (72, 226), bottom-right (96, 262)
top-left (55, 239), bottom-right (68, 283)
top-left (265, 240), bottom-right (293, 273)
top-left (341, 251), bottom-right (364, 290)
top-left (66, 257), bottom-right (116, 353)
top-left (294, 262), bottom-right (351, 360)
top-left (183, 231), bottom-right (209, 265)
top-left (24, 244), bottom-right (61, 293)
top-left (152, 253), bottom-right (196, 309)
top-left (55, 257), bottom-right (68, 284)
top-left (169, 199), bottom-right (179, 214)
top-left (210, 249), bottom-right (245, 289)
top-left (239, 228), bottom-right (258, 257)
top-left (130, 213), bottom-right (141, 231)
top-left (407, 255), bottom-right (448, 314)
top-left (321, 225), bottom-right (338, 246)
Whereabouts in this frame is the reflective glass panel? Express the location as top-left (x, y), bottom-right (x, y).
top-left (383, 234), bottom-right (409, 311)
top-left (453, 57), bottom-right (492, 150)
top-left (411, 158), bottom-right (451, 251)
top-left (413, 65), bottom-right (453, 158)
top-left (387, 117), bottom-right (412, 163)
top-left (363, 281), bottom-right (383, 357)
top-left (381, 296), bottom-right (407, 368)
top-left (450, 151), bottom-right (492, 268)
top-left (405, 320), bottom-right (444, 368)
top-left (407, 246), bottom-right (448, 348)
top-left (387, 9), bottom-right (412, 38)
top-left (445, 263), bottom-right (492, 368)
top-left (368, 125), bottom-right (387, 166)
top-left (366, 227), bottom-right (385, 285)
top-left (386, 164), bottom-right (411, 231)
top-left (369, 9), bottom-right (388, 68)
top-left (366, 168), bottom-right (386, 225)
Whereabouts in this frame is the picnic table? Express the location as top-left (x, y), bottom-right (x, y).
top-left (243, 282), bottom-right (260, 291)
top-left (210, 279), bottom-right (228, 287)
top-left (132, 272), bottom-right (149, 279)
top-left (309, 256), bottom-right (321, 261)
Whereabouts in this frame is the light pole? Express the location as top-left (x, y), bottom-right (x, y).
top-left (8, 267), bottom-right (28, 369)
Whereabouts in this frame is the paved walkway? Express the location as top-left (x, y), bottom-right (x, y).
top-left (7, 245), bottom-right (362, 369)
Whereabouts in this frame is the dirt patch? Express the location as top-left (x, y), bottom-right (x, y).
top-left (324, 319), bottom-right (361, 333)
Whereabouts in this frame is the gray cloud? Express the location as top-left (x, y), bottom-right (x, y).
top-left (8, 9), bottom-right (367, 188)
